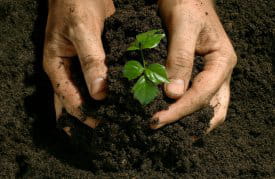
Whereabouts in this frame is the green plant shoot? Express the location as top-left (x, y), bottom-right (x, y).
top-left (123, 29), bottom-right (169, 105)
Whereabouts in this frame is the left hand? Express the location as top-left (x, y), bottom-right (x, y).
top-left (43, 0), bottom-right (115, 132)
top-left (150, 0), bottom-right (237, 133)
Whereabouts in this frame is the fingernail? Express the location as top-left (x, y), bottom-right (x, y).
top-left (149, 118), bottom-right (160, 125)
top-left (90, 78), bottom-right (107, 100)
top-left (91, 78), bottom-right (105, 92)
top-left (165, 79), bottom-right (184, 98)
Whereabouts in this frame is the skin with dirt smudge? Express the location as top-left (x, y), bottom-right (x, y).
top-left (151, 0), bottom-right (237, 132)
top-left (43, 0), bottom-right (115, 130)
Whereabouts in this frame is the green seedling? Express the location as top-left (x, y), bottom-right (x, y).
top-left (123, 29), bottom-right (169, 105)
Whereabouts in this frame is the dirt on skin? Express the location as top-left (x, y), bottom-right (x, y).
top-left (0, 0), bottom-right (274, 178)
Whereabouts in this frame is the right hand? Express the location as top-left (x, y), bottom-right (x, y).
top-left (43, 0), bottom-right (115, 132)
top-left (150, 0), bottom-right (237, 133)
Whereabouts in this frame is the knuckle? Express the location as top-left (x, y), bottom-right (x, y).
top-left (43, 41), bottom-right (59, 58)
top-left (67, 22), bottom-right (86, 39)
top-left (230, 52), bottom-right (238, 68)
top-left (81, 53), bottom-right (106, 71)
top-left (42, 56), bottom-right (51, 75)
top-left (43, 44), bottom-right (58, 76)
top-left (176, 49), bottom-right (193, 61)
top-left (68, 18), bottom-right (101, 39)
top-left (92, 53), bottom-right (106, 64)
top-left (168, 49), bottom-right (193, 70)
top-left (72, 21), bottom-right (86, 30)
top-left (223, 51), bottom-right (237, 70)
top-left (44, 31), bottom-right (64, 48)
top-left (221, 44), bottom-right (237, 68)
top-left (214, 50), bottom-right (237, 71)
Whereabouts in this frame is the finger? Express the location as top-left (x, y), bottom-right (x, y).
top-left (54, 93), bottom-right (63, 120)
top-left (63, 127), bottom-right (72, 136)
top-left (71, 24), bottom-right (107, 100)
top-left (151, 50), bottom-right (236, 129)
top-left (43, 55), bottom-right (99, 128)
top-left (163, 11), bottom-right (201, 99)
top-left (206, 76), bottom-right (231, 133)
top-left (54, 94), bottom-right (73, 136)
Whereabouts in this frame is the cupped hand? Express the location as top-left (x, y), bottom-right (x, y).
top-left (43, 0), bottom-right (115, 130)
top-left (151, 0), bottom-right (237, 132)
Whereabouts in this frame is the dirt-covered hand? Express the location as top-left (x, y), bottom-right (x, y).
top-left (43, 0), bottom-right (115, 130)
top-left (151, 0), bottom-right (237, 132)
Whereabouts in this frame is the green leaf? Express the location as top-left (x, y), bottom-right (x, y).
top-left (123, 60), bottom-right (144, 80)
top-left (136, 29), bottom-right (165, 49)
top-left (127, 29), bottom-right (165, 51)
top-left (145, 63), bottom-right (169, 85)
top-left (132, 76), bottom-right (159, 105)
top-left (127, 40), bottom-right (140, 51)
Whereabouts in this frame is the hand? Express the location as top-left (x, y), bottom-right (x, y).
top-left (43, 0), bottom-right (115, 131)
top-left (150, 0), bottom-right (237, 132)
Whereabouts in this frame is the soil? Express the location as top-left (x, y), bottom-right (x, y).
top-left (0, 0), bottom-right (274, 178)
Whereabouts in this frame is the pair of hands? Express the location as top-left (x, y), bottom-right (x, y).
top-left (43, 0), bottom-right (237, 133)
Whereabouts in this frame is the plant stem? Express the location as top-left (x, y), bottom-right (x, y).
top-left (138, 43), bottom-right (146, 68)
top-left (139, 43), bottom-right (146, 67)
top-left (140, 49), bottom-right (146, 67)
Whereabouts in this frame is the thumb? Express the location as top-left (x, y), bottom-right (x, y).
top-left (72, 25), bottom-right (107, 100)
top-left (163, 12), bottom-right (200, 99)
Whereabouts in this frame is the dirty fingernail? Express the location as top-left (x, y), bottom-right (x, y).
top-left (149, 118), bottom-right (160, 125)
top-left (150, 117), bottom-right (163, 130)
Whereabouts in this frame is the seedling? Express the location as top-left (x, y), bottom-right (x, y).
top-left (123, 29), bottom-right (169, 105)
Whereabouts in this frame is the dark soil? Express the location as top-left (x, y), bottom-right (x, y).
top-left (0, 0), bottom-right (274, 178)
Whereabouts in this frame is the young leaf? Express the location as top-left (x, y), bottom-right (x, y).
top-left (132, 75), bottom-right (159, 105)
top-left (145, 63), bottom-right (169, 85)
top-left (123, 60), bottom-right (144, 80)
top-left (127, 29), bottom-right (165, 51)
top-left (136, 29), bottom-right (165, 49)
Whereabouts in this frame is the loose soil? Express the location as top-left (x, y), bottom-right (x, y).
top-left (0, 0), bottom-right (274, 178)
